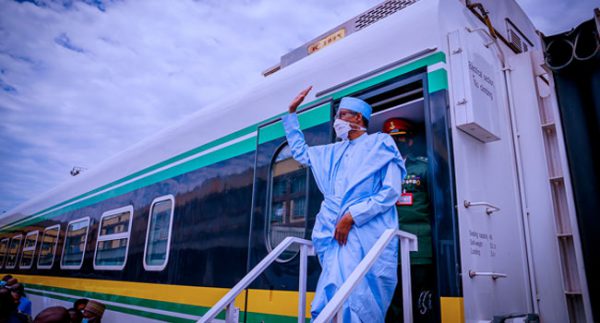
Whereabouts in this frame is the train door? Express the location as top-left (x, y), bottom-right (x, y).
top-left (448, 27), bottom-right (534, 320)
top-left (245, 101), bottom-right (332, 321)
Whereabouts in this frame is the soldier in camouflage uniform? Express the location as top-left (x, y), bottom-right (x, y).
top-left (384, 118), bottom-right (435, 323)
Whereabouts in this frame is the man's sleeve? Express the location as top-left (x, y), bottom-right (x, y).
top-left (282, 113), bottom-right (311, 166)
top-left (348, 161), bottom-right (404, 227)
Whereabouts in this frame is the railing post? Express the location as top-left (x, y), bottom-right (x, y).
top-left (298, 244), bottom-right (308, 323)
top-left (313, 229), bottom-right (417, 323)
top-left (400, 237), bottom-right (413, 323)
top-left (334, 310), bottom-right (343, 323)
top-left (197, 237), bottom-right (314, 323)
top-left (225, 302), bottom-right (239, 323)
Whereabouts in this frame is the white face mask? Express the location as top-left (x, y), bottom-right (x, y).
top-left (333, 119), bottom-right (366, 140)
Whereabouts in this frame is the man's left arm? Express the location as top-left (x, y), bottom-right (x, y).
top-left (349, 160), bottom-right (404, 227)
top-left (334, 161), bottom-right (404, 245)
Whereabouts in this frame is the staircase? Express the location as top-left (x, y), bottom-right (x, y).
top-left (198, 229), bottom-right (417, 323)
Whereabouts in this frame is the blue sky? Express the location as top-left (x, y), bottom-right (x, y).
top-left (0, 0), bottom-right (597, 214)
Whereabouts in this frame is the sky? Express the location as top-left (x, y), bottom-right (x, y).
top-left (0, 0), bottom-right (597, 214)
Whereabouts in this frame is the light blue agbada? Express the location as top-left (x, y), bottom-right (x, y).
top-left (282, 113), bottom-right (406, 322)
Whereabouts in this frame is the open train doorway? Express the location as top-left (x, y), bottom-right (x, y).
top-left (339, 70), bottom-right (460, 323)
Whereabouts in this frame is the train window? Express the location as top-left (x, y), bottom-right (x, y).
top-left (5, 235), bottom-right (22, 269)
top-left (38, 225), bottom-right (60, 269)
top-left (61, 217), bottom-right (90, 269)
top-left (94, 205), bottom-right (133, 270)
top-left (0, 238), bottom-right (9, 268)
top-left (20, 231), bottom-right (39, 269)
top-left (143, 195), bottom-right (175, 271)
top-left (266, 143), bottom-right (309, 262)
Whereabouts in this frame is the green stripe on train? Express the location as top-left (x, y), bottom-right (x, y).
top-left (427, 68), bottom-right (448, 93)
top-left (331, 51), bottom-right (446, 99)
top-left (245, 312), bottom-right (311, 323)
top-left (4, 123), bottom-right (259, 230)
top-left (6, 136), bottom-right (256, 231)
top-left (259, 103), bottom-right (332, 144)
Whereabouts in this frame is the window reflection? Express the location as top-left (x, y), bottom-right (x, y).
top-left (268, 144), bottom-right (308, 261)
top-left (145, 199), bottom-right (173, 269)
top-left (20, 232), bottom-right (38, 268)
top-left (38, 227), bottom-right (59, 268)
top-left (62, 219), bottom-right (89, 267)
top-left (100, 211), bottom-right (130, 235)
top-left (6, 236), bottom-right (22, 268)
top-left (96, 238), bottom-right (128, 265)
top-left (95, 210), bottom-right (131, 268)
top-left (0, 239), bottom-right (8, 268)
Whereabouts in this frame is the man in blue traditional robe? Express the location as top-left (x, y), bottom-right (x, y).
top-left (282, 87), bottom-right (406, 322)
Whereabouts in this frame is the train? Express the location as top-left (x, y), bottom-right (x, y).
top-left (1, 0), bottom-right (597, 322)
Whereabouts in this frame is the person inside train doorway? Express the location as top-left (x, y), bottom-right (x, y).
top-left (383, 118), bottom-right (436, 323)
top-left (283, 86), bottom-right (406, 322)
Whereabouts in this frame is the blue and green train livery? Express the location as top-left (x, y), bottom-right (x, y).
top-left (2, 0), bottom-right (584, 322)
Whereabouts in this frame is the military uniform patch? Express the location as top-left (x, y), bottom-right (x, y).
top-left (396, 192), bottom-right (413, 206)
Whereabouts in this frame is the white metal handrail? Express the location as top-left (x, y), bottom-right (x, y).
top-left (314, 229), bottom-right (418, 323)
top-left (198, 236), bottom-right (314, 323)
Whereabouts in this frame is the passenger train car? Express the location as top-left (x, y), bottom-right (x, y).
top-left (0, 0), bottom-right (595, 322)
